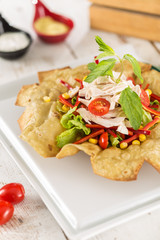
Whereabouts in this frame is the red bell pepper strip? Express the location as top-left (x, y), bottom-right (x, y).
top-left (59, 95), bottom-right (74, 108)
top-left (120, 118), bottom-right (160, 144)
top-left (106, 129), bottom-right (117, 138)
top-left (75, 78), bottom-right (83, 89)
top-left (94, 56), bottom-right (99, 64)
top-left (142, 103), bottom-right (160, 116)
top-left (143, 117), bottom-right (160, 130)
top-left (60, 80), bottom-right (73, 90)
top-left (120, 134), bottom-right (138, 144)
top-left (151, 93), bottom-right (160, 102)
top-left (127, 128), bottom-right (151, 135)
top-left (144, 83), bottom-right (150, 90)
top-left (74, 129), bottom-right (104, 144)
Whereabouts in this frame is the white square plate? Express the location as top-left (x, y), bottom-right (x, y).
top-left (1, 47), bottom-right (160, 240)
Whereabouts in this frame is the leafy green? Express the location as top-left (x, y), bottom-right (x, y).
top-left (67, 115), bottom-right (91, 135)
top-left (86, 36), bottom-right (143, 85)
top-left (85, 58), bottom-right (116, 83)
top-left (95, 36), bottom-right (115, 55)
top-left (123, 54), bottom-right (143, 83)
top-left (142, 109), bottom-right (152, 127)
top-left (56, 128), bottom-right (84, 148)
top-left (88, 62), bottom-right (97, 71)
top-left (71, 96), bottom-right (77, 105)
top-left (60, 107), bottom-right (76, 128)
top-left (119, 87), bottom-right (143, 130)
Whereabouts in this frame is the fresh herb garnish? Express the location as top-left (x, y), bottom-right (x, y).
top-left (85, 36), bottom-right (143, 84)
top-left (119, 87), bottom-right (143, 130)
top-left (85, 59), bottom-right (116, 83)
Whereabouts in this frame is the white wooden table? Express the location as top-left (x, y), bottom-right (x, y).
top-left (1, 0), bottom-right (160, 239)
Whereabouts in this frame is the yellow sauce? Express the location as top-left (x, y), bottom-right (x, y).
top-left (34, 16), bottom-right (69, 35)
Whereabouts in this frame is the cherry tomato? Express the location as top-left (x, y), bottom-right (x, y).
top-left (0, 183), bottom-right (25, 205)
top-left (99, 132), bottom-right (108, 149)
top-left (0, 200), bottom-right (14, 225)
top-left (140, 89), bottom-right (150, 106)
top-left (88, 98), bottom-right (110, 116)
top-left (127, 76), bottom-right (136, 86)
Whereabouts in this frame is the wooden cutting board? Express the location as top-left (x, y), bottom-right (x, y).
top-left (90, 0), bottom-right (160, 41)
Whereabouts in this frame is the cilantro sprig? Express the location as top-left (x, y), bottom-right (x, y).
top-left (85, 36), bottom-right (143, 83)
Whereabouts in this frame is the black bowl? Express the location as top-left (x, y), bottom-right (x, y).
top-left (0, 14), bottom-right (32, 60)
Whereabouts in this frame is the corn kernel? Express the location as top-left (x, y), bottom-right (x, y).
top-left (89, 138), bottom-right (98, 144)
top-left (139, 134), bottom-right (146, 142)
top-left (43, 96), bottom-right (51, 102)
top-left (62, 105), bottom-right (70, 112)
top-left (139, 125), bottom-right (143, 129)
top-left (132, 140), bottom-right (140, 145)
top-left (145, 89), bottom-right (152, 96)
top-left (83, 76), bottom-right (87, 81)
top-left (120, 142), bottom-right (128, 149)
top-left (62, 92), bottom-right (70, 99)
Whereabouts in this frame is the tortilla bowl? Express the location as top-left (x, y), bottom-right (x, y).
top-left (15, 61), bottom-right (160, 181)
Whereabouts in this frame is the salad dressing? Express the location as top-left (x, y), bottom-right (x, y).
top-left (34, 16), bottom-right (69, 35)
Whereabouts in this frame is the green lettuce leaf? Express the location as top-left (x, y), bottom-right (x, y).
top-left (60, 107), bottom-right (76, 128)
top-left (68, 115), bottom-right (91, 135)
top-left (56, 128), bottom-right (84, 148)
top-left (142, 109), bottom-right (152, 126)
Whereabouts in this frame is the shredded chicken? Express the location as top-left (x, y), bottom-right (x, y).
top-left (70, 71), bottom-right (141, 134)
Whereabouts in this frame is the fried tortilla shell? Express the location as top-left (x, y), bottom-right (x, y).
top-left (16, 61), bottom-right (160, 181)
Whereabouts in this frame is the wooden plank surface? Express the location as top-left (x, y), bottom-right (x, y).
top-left (90, 0), bottom-right (160, 15)
top-left (90, 5), bottom-right (160, 42)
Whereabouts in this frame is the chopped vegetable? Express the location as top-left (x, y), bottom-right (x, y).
top-left (75, 78), bottom-right (83, 89)
top-left (142, 103), bottom-right (160, 116)
top-left (110, 135), bottom-right (120, 146)
top-left (74, 129), bottom-right (104, 144)
top-left (71, 96), bottom-right (77, 105)
top-left (59, 95), bottom-right (74, 108)
top-left (60, 80), bottom-right (73, 90)
top-left (107, 129), bottom-right (117, 138)
top-left (57, 127), bottom-right (84, 148)
top-left (151, 93), bottom-right (160, 102)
